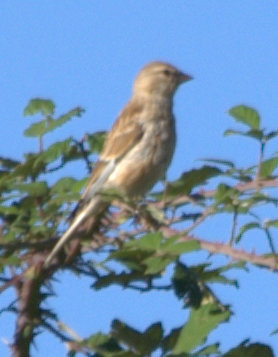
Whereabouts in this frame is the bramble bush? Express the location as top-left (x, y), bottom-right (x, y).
top-left (0, 99), bottom-right (277, 356)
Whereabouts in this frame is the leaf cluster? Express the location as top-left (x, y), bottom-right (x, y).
top-left (0, 101), bottom-right (277, 356)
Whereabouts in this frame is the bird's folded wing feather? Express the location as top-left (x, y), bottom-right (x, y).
top-left (81, 102), bottom-right (144, 202)
top-left (44, 103), bottom-right (145, 267)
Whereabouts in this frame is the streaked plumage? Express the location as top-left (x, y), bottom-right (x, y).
top-left (44, 61), bottom-right (192, 267)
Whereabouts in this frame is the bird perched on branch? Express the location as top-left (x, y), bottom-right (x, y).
top-left (44, 61), bottom-right (193, 267)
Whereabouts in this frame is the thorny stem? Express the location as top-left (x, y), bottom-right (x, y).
top-left (228, 207), bottom-right (238, 246)
top-left (264, 227), bottom-right (277, 256)
top-left (11, 264), bottom-right (45, 357)
top-left (255, 140), bottom-right (265, 181)
top-left (185, 206), bottom-right (215, 234)
top-left (38, 135), bottom-right (43, 153)
top-left (6, 176), bottom-right (278, 355)
top-left (73, 136), bottom-right (92, 174)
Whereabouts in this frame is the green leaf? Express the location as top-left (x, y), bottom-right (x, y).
top-left (161, 239), bottom-right (200, 255)
top-left (224, 129), bottom-right (263, 141)
top-left (125, 233), bottom-right (163, 251)
top-left (201, 158), bottom-right (235, 168)
top-left (214, 184), bottom-right (240, 205)
top-left (35, 138), bottom-right (73, 164)
top-left (229, 105), bottom-right (260, 129)
top-left (143, 322), bottom-right (163, 349)
top-left (264, 219), bottom-right (278, 228)
top-left (172, 263), bottom-right (203, 308)
top-left (23, 98), bottom-right (55, 116)
top-left (193, 343), bottom-right (221, 356)
top-left (259, 157), bottom-right (278, 178)
top-left (13, 181), bottom-right (48, 196)
top-left (173, 303), bottom-right (230, 354)
top-left (11, 153), bottom-right (46, 179)
top-left (143, 255), bottom-right (173, 274)
top-left (236, 222), bottom-right (261, 243)
top-left (50, 177), bottom-right (86, 194)
top-left (161, 327), bottom-right (181, 353)
top-left (0, 205), bottom-right (19, 215)
top-left (166, 166), bottom-right (222, 196)
top-left (111, 320), bottom-right (162, 355)
top-left (86, 131), bottom-right (107, 154)
top-left (265, 130), bottom-right (278, 141)
top-left (224, 129), bottom-right (246, 137)
top-left (271, 327), bottom-right (278, 335)
top-left (93, 271), bottom-right (148, 290)
top-left (24, 107), bottom-right (84, 137)
top-left (223, 342), bottom-right (274, 357)
top-left (200, 265), bottom-right (239, 287)
top-left (0, 157), bottom-right (20, 170)
top-left (110, 250), bottom-right (151, 272)
top-left (245, 129), bottom-right (264, 140)
top-left (84, 332), bottom-right (122, 354)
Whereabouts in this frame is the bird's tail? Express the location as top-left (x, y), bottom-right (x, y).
top-left (44, 196), bottom-right (103, 268)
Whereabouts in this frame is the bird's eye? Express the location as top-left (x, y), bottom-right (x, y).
top-left (163, 69), bottom-right (171, 76)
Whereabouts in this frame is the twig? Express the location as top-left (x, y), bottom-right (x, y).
top-left (264, 227), bottom-right (277, 256)
top-left (73, 137), bottom-right (92, 174)
top-left (228, 207), bottom-right (238, 246)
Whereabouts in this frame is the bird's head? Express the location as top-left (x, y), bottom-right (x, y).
top-left (133, 61), bottom-right (192, 98)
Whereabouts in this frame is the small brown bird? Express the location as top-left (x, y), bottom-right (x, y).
top-left (44, 61), bottom-right (192, 267)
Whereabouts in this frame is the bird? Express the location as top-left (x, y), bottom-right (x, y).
top-left (44, 61), bottom-right (193, 267)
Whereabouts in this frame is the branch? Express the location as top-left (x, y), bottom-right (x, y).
top-left (160, 226), bottom-right (278, 270)
top-left (11, 258), bottom-right (47, 357)
top-left (161, 178), bottom-right (278, 207)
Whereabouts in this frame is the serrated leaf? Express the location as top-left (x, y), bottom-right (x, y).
top-left (111, 320), bottom-right (145, 354)
top-left (201, 158), bottom-right (235, 168)
top-left (0, 157), bottom-right (20, 170)
top-left (214, 184), bottom-right (240, 204)
top-left (85, 332), bottom-right (122, 354)
top-left (224, 129), bottom-right (246, 137)
top-left (93, 271), bottom-right (147, 290)
top-left (229, 105), bottom-right (260, 129)
top-left (35, 138), bottom-right (73, 165)
top-left (13, 181), bottom-right (48, 196)
top-left (125, 233), bottom-right (163, 251)
top-left (224, 129), bottom-right (263, 141)
top-left (11, 153), bottom-right (46, 179)
top-left (173, 303), bottom-right (230, 354)
top-left (161, 240), bottom-right (200, 255)
top-left (24, 107), bottom-right (83, 137)
top-left (23, 98), bottom-right (55, 116)
top-left (265, 130), bottom-right (278, 141)
top-left (161, 327), bottom-right (181, 352)
top-left (223, 342), bottom-right (274, 357)
top-left (236, 222), bottom-right (261, 243)
top-left (110, 250), bottom-right (150, 271)
top-left (172, 263), bottom-right (203, 308)
top-left (143, 255), bottom-right (173, 274)
top-left (86, 131), bottom-right (106, 154)
top-left (111, 320), bottom-right (162, 355)
top-left (143, 323), bottom-right (163, 349)
top-left (167, 166), bottom-right (222, 196)
top-left (50, 177), bottom-right (86, 194)
top-left (245, 129), bottom-right (264, 140)
top-left (193, 343), bottom-right (220, 356)
top-left (259, 157), bottom-right (278, 178)
top-left (24, 119), bottom-right (52, 137)
top-left (0, 205), bottom-right (19, 215)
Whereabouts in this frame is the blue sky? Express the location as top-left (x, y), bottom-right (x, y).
top-left (1, 1), bottom-right (278, 356)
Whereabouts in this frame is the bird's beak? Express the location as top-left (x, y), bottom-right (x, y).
top-left (179, 72), bottom-right (193, 83)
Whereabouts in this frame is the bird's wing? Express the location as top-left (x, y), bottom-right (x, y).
top-left (81, 101), bottom-right (144, 202)
top-left (44, 102), bottom-right (145, 268)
